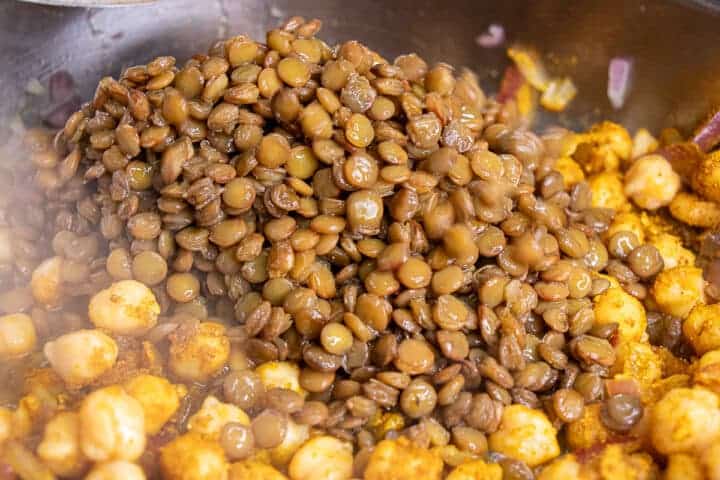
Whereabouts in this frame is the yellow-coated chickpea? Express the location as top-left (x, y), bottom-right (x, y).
top-left (0, 406), bottom-right (11, 445)
top-left (631, 128), bottom-right (659, 159)
top-left (590, 445), bottom-right (657, 480)
top-left (650, 387), bottom-right (720, 455)
top-left (446, 459), bottom-right (503, 480)
top-left (188, 395), bottom-right (250, 440)
top-left (669, 191), bottom-right (720, 228)
top-left (649, 233), bottom-right (695, 270)
top-left (606, 212), bottom-right (645, 244)
top-left (554, 156), bottom-right (585, 188)
top-left (31, 256), bottom-right (62, 306)
top-left (612, 341), bottom-right (662, 398)
top-left (160, 432), bottom-right (229, 480)
top-left (270, 418), bottom-right (310, 466)
top-left (593, 287), bottom-right (646, 344)
top-left (702, 443), bottom-right (720, 480)
top-left (588, 171), bottom-right (630, 212)
top-left (86, 461), bottom-right (147, 480)
top-left (169, 321), bottom-right (230, 382)
top-left (37, 411), bottom-right (88, 477)
top-left (564, 403), bottom-right (612, 451)
top-left (44, 329), bottom-right (118, 387)
top-left (692, 149), bottom-right (720, 203)
top-left (665, 453), bottom-right (704, 480)
top-left (694, 349), bottom-right (720, 394)
top-left (124, 374), bottom-right (187, 435)
top-left (364, 437), bottom-right (443, 480)
top-left (651, 266), bottom-right (705, 319)
top-left (0, 313), bottom-right (36, 360)
top-left (288, 435), bottom-right (353, 480)
top-left (89, 280), bottom-right (160, 336)
top-left (624, 154), bottom-right (681, 210)
top-left (537, 455), bottom-right (581, 480)
top-left (488, 404), bottom-right (560, 467)
top-left (229, 460), bottom-right (287, 480)
top-left (256, 361), bottom-right (306, 397)
top-left (80, 385), bottom-right (146, 462)
top-left (684, 303), bottom-right (720, 355)
top-left (573, 121), bottom-right (632, 174)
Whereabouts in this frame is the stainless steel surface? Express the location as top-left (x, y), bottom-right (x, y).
top-left (18, 0), bottom-right (154, 7)
top-left (2, 0), bottom-right (720, 132)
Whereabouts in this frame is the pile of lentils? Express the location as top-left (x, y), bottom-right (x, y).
top-left (5, 15), bottom-right (662, 474)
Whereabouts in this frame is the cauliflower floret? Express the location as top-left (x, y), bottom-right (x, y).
top-left (288, 435), bottom-right (353, 480)
top-left (168, 321), bottom-right (230, 383)
top-left (229, 460), bottom-right (287, 480)
top-left (160, 432), bottom-right (229, 480)
top-left (606, 212), bottom-right (645, 244)
top-left (537, 455), bottom-right (581, 480)
top-left (631, 128), bottom-right (659, 159)
top-left (364, 437), bottom-right (443, 480)
top-left (665, 453), bottom-right (704, 480)
top-left (80, 385), bottom-right (146, 462)
top-left (669, 191), bottom-right (720, 228)
top-left (554, 156), bottom-right (585, 188)
top-left (0, 313), bottom-right (36, 360)
top-left (692, 149), bottom-right (720, 203)
top-left (651, 266), bottom-right (705, 319)
top-left (488, 404), bottom-right (559, 467)
top-left (591, 444), bottom-right (657, 480)
top-left (593, 287), bottom-right (647, 345)
top-left (588, 171), bottom-right (630, 212)
top-left (44, 329), bottom-right (118, 388)
top-left (650, 387), bottom-right (720, 455)
top-left (86, 461), bottom-right (146, 480)
top-left (36, 411), bottom-right (88, 477)
top-left (648, 233), bottom-right (695, 270)
top-left (124, 374), bottom-right (187, 435)
top-left (574, 121), bottom-right (632, 174)
top-left (612, 341), bottom-right (662, 400)
top-left (188, 395), bottom-right (250, 441)
top-left (269, 418), bottom-right (310, 466)
top-left (624, 154), bottom-right (681, 210)
top-left (565, 403), bottom-right (612, 451)
top-left (88, 280), bottom-right (160, 336)
top-left (683, 303), bottom-right (720, 355)
top-left (694, 349), bottom-right (720, 394)
top-left (446, 459), bottom-right (502, 480)
top-left (256, 361), bottom-right (306, 397)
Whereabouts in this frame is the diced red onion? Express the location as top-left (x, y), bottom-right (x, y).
top-left (607, 57), bottom-right (633, 110)
top-left (48, 70), bottom-right (76, 104)
top-left (692, 108), bottom-right (720, 152)
top-left (497, 66), bottom-right (524, 103)
top-left (476, 23), bottom-right (505, 48)
top-left (43, 96), bottom-right (81, 129)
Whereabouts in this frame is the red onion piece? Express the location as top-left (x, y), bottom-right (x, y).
top-left (476, 23), bottom-right (505, 48)
top-left (497, 65), bottom-right (525, 103)
top-left (692, 108), bottom-right (720, 152)
top-left (48, 70), bottom-right (76, 104)
top-left (607, 57), bottom-right (633, 110)
top-left (43, 96), bottom-right (81, 129)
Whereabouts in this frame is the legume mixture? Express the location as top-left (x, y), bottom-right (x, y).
top-left (2, 15), bottom-right (720, 480)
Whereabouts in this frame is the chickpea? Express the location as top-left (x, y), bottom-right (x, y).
top-left (169, 321), bottom-right (230, 383)
top-left (37, 411), bottom-right (88, 477)
top-left (694, 349), bottom-right (720, 394)
top-left (229, 461), bottom-right (287, 480)
top-left (606, 212), bottom-right (645, 244)
top-left (683, 303), bottom-right (720, 355)
top-left (255, 361), bottom-right (306, 397)
top-left (649, 233), bottom-right (695, 271)
top-left (80, 385), bottom-right (146, 462)
top-left (536, 455), bottom-right (581, 480)
top-left (554, 156), bottom-right (585, 189)
top-left (592, 287), bottom-right (646, 345)
top-left (160, 432), bottom-right (229, 480)
top-left (288, 435), bottom-right (353, 480)
top-left (364, 437), bottom-right (443, 480)
top-left (650, 387), bottom-right (720, 455)
top-left (651, 266), bottom-right (705, 319)
top-left (86, 461), bottom-right (147, 480)
top-left (44, 329), bottom-right (118, 387)
top-left (30, 256), bottom-right (63, 306)
top-left (188, 395), bottom-right (250, 440)
top-left (612, 341), bottom-right (662, 393)
top-left (664, 454), bottom-right (704, 480)
top-left (269, 418), bottom-right (310, 466)
top-left (88, 280), bottom-right (160, 336)
top-left (0, 313), bottom-right (36, 360)
top-left (624, 154), bottom-right (680, 210)
top-left (446, 459), bottom-right (503, 480)
top-left (564, 403), bottom-right (612, 451)
top-left (702, 443), bottom-right (720, 480)
top-left (124, 374), bottom-right (187, 435)
top-left (588, 171), bottom-right (630, 212)
top-left (488, 404), bottom-right (560, 467)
